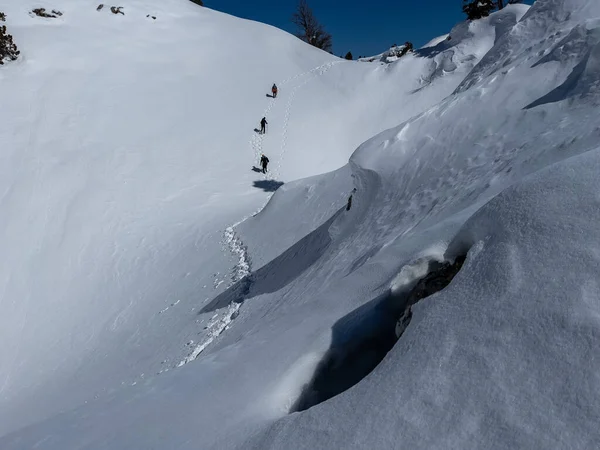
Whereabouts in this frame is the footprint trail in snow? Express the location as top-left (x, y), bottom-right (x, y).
top-left (177, 61), bottom-right (341, 367)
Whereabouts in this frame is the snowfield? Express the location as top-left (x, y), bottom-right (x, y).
top-left (1, 0), bottom-right (600, 448)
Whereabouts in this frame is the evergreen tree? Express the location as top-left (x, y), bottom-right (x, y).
top-left (345, 51), bottom-right (353, 60)
top-left (0, 12), bottom-right (19, 65)
top-left (462, 0), bottom-right (496, 20)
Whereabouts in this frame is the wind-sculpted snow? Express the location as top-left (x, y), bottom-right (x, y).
top-left (291, 254), bottom-right (466, 413)
top-left (201, 210), bottom-right (342, 315)
top-left (0, 0), bottom-right (476, 434)
top-left (4, 0), bottom-right (600, 449)
top-left (245, 1), bottom-right (600, 447)
top-left (246, 147), bottom-right (600, 450)
top-left (531, 23), bottom-right (600, 68)
top-left (526, 35), bottom-right (600, 108)
top-left (410, 7), bottom-right (527, 92)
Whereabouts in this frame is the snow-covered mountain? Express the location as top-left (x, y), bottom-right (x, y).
top-left (2, 0), bottom-right (600, 448)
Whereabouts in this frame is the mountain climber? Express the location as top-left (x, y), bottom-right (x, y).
top-left (271, 83), bottom-right (278, 98)
top-left (260, 154), bottom-right (270, 174)
top-left (260, 117), bottom-right (268, 134)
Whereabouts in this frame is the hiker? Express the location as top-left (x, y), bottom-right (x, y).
top-left (260, 117), bottom-right (268, 134)
top-left (272, 83), bottom-right (278, 98)
top-left (260, 154), bottom-right (270, 174)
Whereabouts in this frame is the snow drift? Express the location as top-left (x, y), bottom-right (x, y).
top-left (2, 0), bottom-right (600, 449)
top-left (0, 0), bottom-right (523, 436)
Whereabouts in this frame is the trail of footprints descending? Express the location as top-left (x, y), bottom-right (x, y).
top-left (178, 61), bottom-right (341, 367)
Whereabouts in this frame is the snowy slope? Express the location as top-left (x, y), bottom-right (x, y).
top-left (5, 0), bottom-right (600, 449)
top-left (0, 0), bottom-right (341, 434)
top-left (0, 0), bottom-right (523, 437)
top-left (421, 33), bottom-right (451, 49)
top-left (235, 2), bottom-right (600, 448)
top-left (0, 0), bottom-right (336, 433)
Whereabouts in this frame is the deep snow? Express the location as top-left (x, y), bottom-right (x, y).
top-left (2, 0), bottom-right (600, 449)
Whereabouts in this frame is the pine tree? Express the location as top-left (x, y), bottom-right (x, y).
top-left (0, 12), bottom-right (20, 65)
top-left (462, 0), bottom-right (496, 20)
top-left (345, 51), bottom-right (353, 60)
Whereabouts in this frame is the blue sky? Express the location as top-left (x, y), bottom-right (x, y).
top-left (204, 0), bottom-right (533, 57)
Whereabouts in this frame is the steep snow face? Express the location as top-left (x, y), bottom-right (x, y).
top-left (0, 0), bottom-right (337, 434)
top-left (0, 0), bottom-right (338, 435)
top-left (416, 4), bottom-right (529, 90)
top-left (246, 0), bottom-right (600, 448)
top-left (421, 33), bottom-right (450, 49)
top-left (358, 44), bottom-right (411, 63)
top-left (10, 0), bottom-right (597, 448)
top-left (0, 0), bottom-right (511, 438)
top-left (8, 0), bottom-right (600, 449)
top-left (360, 5), bottom-right (528, 67)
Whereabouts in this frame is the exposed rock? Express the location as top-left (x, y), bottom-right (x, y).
top-left (31, 8), bottom-right (61, 18)
top-left (405, 255), bottom-right (466, 306)
top-left (292, 254), bottom-right (467, 413)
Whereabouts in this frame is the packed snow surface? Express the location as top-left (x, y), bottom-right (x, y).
top-left (2, 0), bottom-right (600, 449)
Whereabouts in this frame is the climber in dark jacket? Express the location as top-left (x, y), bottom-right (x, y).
top-left (260, 117), bottom-right (268, 134)
top-left (260, 154), bottom-right (270, 174)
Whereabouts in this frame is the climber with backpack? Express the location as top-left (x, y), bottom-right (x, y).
top-left (271, 83), bottom-right (278, 98)
top-left (260, 154), bottom-right (270, 174)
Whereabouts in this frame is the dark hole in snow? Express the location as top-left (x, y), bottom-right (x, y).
top-left (290, 254), bottom-right (466, 413)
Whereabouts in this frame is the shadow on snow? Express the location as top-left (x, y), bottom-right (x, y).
top-left (290, 254), bottom-right (467, 413)
top-left (199, 209), bottom-right (344, 314)
top-left (253, 180), bottom-right (284, 192)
